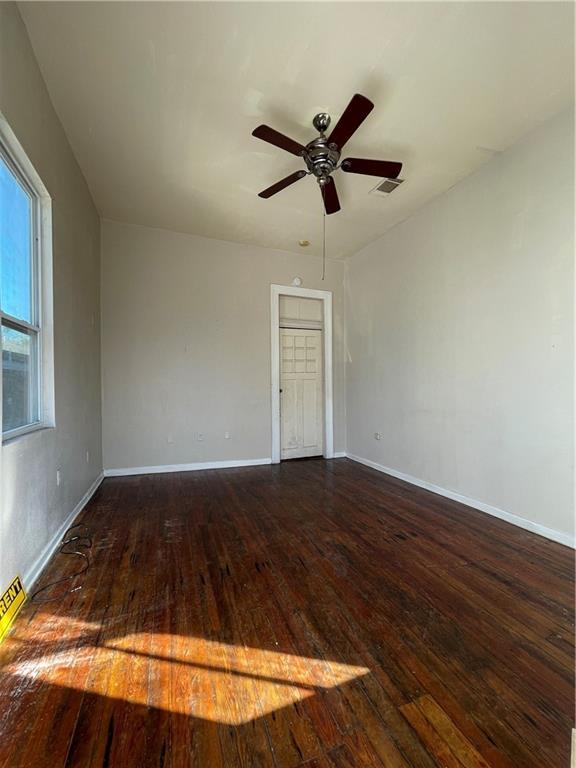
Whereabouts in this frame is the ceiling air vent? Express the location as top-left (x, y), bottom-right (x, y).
top-left (370, 177), bottom-right (404, 197)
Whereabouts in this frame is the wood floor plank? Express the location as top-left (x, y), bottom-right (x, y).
top-left (413, 695), bottom-right (493, 768)
top-left (401, 700), bottom-right (466, 768)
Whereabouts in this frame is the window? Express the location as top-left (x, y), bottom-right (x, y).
top-left (0, 123), bottom-right (52, 439)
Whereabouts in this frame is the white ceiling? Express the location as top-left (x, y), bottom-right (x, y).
top-left (20, 2), bottom-right (574, 259)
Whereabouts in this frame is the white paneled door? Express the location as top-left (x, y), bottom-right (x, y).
top-left (280, 329), bottom-right (324, 460)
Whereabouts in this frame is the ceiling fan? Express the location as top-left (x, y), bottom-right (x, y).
top-left (252, 94), bottom-right (402, 215)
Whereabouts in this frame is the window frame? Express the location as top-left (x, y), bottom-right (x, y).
top-left (1, 114), bottom-right (54, 441)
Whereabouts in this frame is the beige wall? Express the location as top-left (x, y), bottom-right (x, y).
top-left (345, 109), bottom-right (574, 543)
top-left (101, 220), bottom-right (345, 470)
top-left (0, 4), bottom-right (102, 589)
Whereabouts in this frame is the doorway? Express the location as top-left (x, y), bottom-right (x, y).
top-left (270, 284), bottom-right (334, 464)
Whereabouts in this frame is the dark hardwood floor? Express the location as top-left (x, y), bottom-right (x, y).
top-left (0, 458), bottom-right (573, 767)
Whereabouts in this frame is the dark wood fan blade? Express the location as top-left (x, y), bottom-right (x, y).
top-left (252, 125), bottom-right (305, 156)
top-left (341, 158), bottom-right (402, 178)
top-left (258, 170), bottom-right (307, 198)
top-left (321, 177), bottom-right (340, 215)
top-left (327, 94), bottom-right (374, 150)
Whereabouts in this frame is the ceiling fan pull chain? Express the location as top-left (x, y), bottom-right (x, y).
top-left (321, 207), bottom-right (326, 281)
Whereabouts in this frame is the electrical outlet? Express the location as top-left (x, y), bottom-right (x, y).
top-left (374, 432), bottom-right (382, 441)
top-left (197, 432), bottom-right (204, 442)
top-left (167, 434), bottom-right (174, 444)
top-left (86, 450), bottom-right (90, 464)
top-left (56, 469), bottom-right (61, 486)
top-left (224, 431), bottom-right (231, 440)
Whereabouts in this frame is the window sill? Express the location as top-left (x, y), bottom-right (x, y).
top-left (2, 423), bottom-right (55, 445)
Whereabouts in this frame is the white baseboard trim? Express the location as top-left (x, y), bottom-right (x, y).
top-left (22, 472), bottom-right (104, 592)
top-left (346, 453), bottom-right (575, 549)
top-left (332, 452), bottom-right (347, 459)
top-left (103, 457), bottom-right (272, 477)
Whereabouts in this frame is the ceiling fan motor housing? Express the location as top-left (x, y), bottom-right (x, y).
top-left (303, 133), bottom-right (340, 185)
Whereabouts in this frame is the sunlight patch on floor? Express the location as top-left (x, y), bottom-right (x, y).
top-left (6, 633), bottom-right (370, 725)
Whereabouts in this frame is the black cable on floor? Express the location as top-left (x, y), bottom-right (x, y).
top-left (30, 522), bottom-right (93, 603)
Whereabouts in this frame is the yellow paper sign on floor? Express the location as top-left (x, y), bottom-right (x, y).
top-left (0, 575), bottom-right (26, 643)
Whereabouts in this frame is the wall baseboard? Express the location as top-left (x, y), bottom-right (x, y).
top-left (22, 472), bottom-right (104, 591)
top-left (103, 457), bottom-right (273, 477)
top-left (105, 454), bottom-right (348, 477)
top-left (346, 453), bottom-right (575, 549)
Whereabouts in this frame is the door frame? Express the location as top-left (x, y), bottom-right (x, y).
top-left (270, 284), bottom-right (334, 464)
